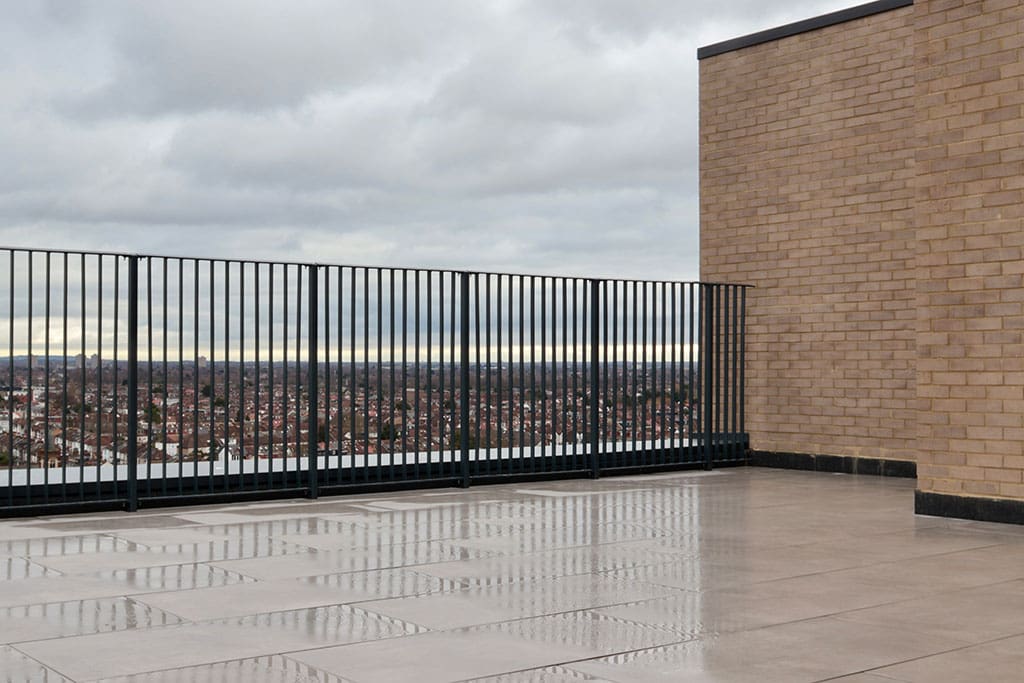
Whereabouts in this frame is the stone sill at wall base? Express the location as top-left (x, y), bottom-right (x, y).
top-left (915, 491), bottom-right (1024, 526)
top-left (750, 450), bottom-right (916, 478)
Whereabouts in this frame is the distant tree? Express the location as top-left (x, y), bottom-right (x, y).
top-left (452, 429), bottom-right (478, 449)
top-left (201, 383), bottom-right (212, 398)
top-left (145, 403), bottom-right (161, 423)
top-left (380, 422), bottom-right (400, 441)
top-left (214, 396), bottom-right (226, 408)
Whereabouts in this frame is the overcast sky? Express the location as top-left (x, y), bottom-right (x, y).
top-left (2, 0), bottom-right (856, 282)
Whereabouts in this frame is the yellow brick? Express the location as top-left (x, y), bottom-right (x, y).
top-left (700, 0), bottom-right (1024, 504)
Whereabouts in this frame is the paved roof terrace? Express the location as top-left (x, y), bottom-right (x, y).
top-left (2, 468), bottom-right (1024, 682)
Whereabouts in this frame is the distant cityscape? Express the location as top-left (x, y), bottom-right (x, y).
top-left (1, 355), bottom-right (698, 470)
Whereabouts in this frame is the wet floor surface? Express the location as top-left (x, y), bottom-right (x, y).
top-left (3, 468), bottom-right (1024, 681)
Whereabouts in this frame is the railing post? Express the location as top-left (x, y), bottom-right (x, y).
top-left (459, 272), bottom-right (471, 488)
top-left (589, 279), bottom-right (601, 479)
top-left (740, 286), bottom-right (747, 457)
top-left (307, 265), bottom-right (319, 499)
top-left (702, 283), bottom-right (714, 470)
top-left (126, 255), bottom-right (139, 511)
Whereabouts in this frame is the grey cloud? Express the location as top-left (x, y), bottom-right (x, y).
top-left (429, 30), bottom-right (642, 126)
top-left (64, 0), bottom-right (483, 118)
top-left (1, 0), bottom-right (857, 286)
top-left (528, 0), bottom-right (855, 44)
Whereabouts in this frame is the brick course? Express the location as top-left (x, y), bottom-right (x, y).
top-left (701, 0), bottom-right (1024, 509)
top-left (914, 0), bottom-right (1024, 499)
top-left (700, 5), bottom-right (917, 462)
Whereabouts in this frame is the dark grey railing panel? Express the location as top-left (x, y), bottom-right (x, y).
top-left (0, 247), bottom-right (749, 515)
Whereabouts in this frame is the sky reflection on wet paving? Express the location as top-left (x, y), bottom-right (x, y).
top-left (2, 469), bottom-right (1024, 681)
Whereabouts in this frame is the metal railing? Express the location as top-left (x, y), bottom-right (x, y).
top-left (0, 248), bottom-right (748, 515)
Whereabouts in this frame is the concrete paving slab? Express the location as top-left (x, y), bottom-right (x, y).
top-left (3, 469), bottom-right (1024, 682)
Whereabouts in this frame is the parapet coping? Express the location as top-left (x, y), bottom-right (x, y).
top-left (697, 0), bottom-right (913, 60)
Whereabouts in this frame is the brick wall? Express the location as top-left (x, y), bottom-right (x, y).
top-left (700, 6), bottom-right (917, 461)
top-left (914, 0), bottom-right (1024, 499)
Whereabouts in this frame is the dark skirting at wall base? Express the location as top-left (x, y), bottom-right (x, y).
top-left (916, 490), bottom-right (1024, 526)
top-left (750, 451), bottom-right (916, 478)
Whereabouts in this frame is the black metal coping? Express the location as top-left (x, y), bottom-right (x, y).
top-left (697, 0), bottom-right (913, 60)
top-left (916, 491), bottom-right (1024, 526)
top-left (750, 450), bottom-right (916, 478)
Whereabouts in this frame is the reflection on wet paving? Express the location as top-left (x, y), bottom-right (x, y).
top-left (210, 540), bottom-right (494, 580)
top-left (94, 654), bottom-right (344, 683)
top-left (301, 567), bottom-right (462, 599)
top-left (564, 641), bottom-right (709, 681)
top-left (8, 469), bottom-right (1024, 680)
top-left (109, 528), bottom-right (307, 562)
top-left (275, 518), bottom-right (478, 551)
top-left (0, 534), bottom-right (139, 558)
top-left (198, 518), bottom-right (336, 539)
top-left (217, 604), bottom-right (426, 646)
top-left (23, 515), bottom-right (197, 533)
top-left (409, 542), bottom-right (681, 588)
top-left (0, 645), bottom-right (70, 683)
top-left (199, 516), bottom-right (480, 556)
top-left (132, 538), bottom-right (301, 563)
top-left (0, 597), bottom-right (182, 644)
top-left (465, 665), bottom-right (603, 682)
top-left (0, 555), bottom-right (60, 581)
top-left (357, 573), bottom-right (677, 631)
top-left (480, 610), bottom-right (681, 656)
top-left (591, 591), bottom-right (754, 639)
top-left (454, 520), bottom-right (671, 554)
top-left (97, 564), bottom-right (257, 592)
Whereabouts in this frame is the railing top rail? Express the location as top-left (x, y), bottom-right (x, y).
top-left (0, 245), bottom-right (753, 288)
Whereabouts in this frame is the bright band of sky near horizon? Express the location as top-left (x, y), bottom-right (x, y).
top-left (8, 343), bottom-right (702, 365)
top-left (3, 249), bottom-right (726, 361)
